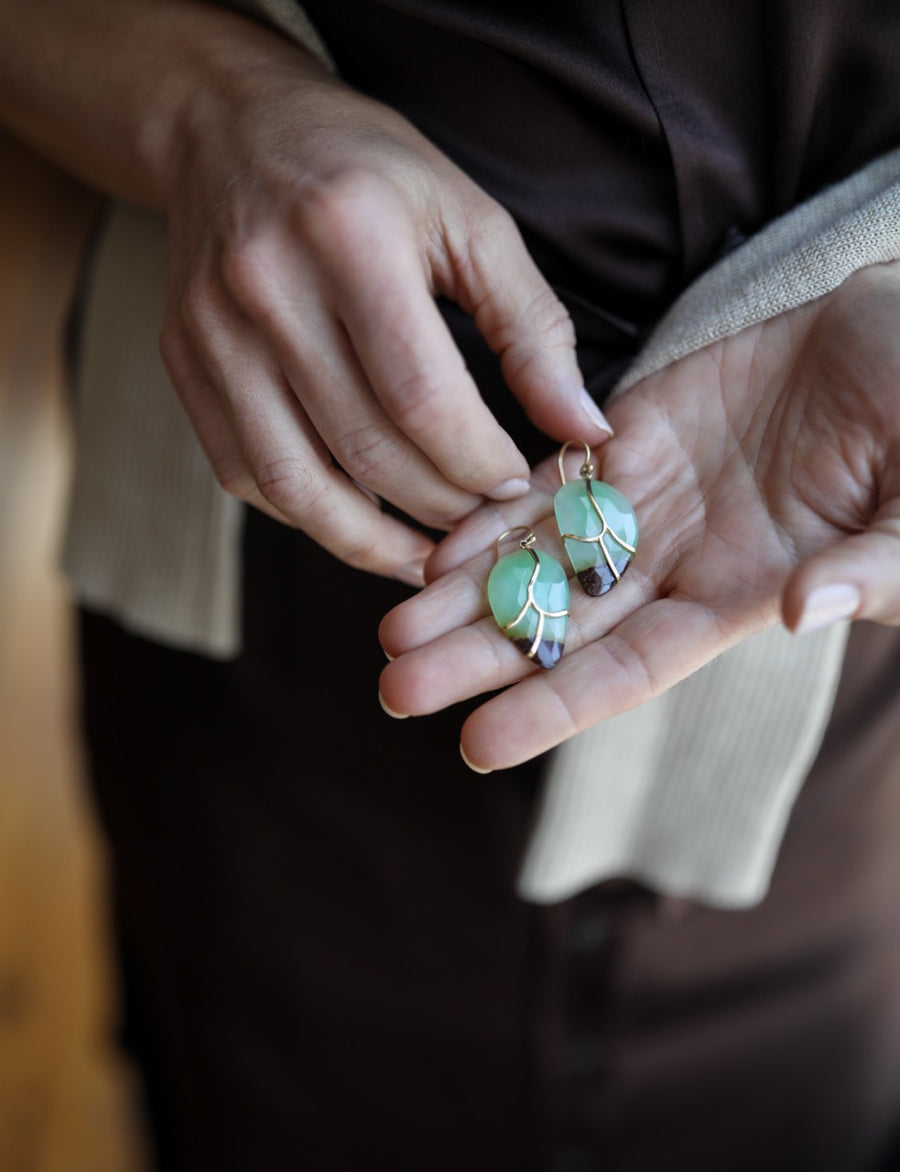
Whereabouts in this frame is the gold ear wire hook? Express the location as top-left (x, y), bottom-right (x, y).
top-left (495, 526), bottom-right (536, 558)
top-left (557, 440), bottom-right (594, 486)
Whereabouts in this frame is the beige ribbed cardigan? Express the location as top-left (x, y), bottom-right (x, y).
top-left (62, 0), bottom-right (900, 908)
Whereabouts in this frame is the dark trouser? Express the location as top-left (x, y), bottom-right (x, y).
top-left (80, 505), bottom-right (900, 1172)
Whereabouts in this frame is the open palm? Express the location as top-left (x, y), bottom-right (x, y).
top-left (379, 262), bottom-right (900, 771)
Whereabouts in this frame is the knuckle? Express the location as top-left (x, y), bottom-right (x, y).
top-left (330, 532), bottom-right (385, 573)
top-left (218, 235), bottom-right (282, 320)
top-left (607, 631), bottom-right (660, 703)
top-left (385, 364), bottom-right (454, 434)
top-left (551, 687), bottom-right (582, 742)
top-left (172, 279), bottom-right (220, 344)
top-left (211, 454), bottom-right (256, 502)
top-left (293, 168), bottom-right (395, 256)
top-left (450, 200), bottom-right (516, 290)
top-left (468, 198), bottom-right (517, 250)
top-left (527, 286), bottom-right (576, 348)
top-left (499, 290), bottom-right (576, 391)
top-left (330, 423), bottom-right (400, 485)
top-left (460, 203), bottom-right (575, 352)
top-left (497, 283), bottom-right (575, 356)
top-left (428, 501), bottom-right (476, 531)
top-left (253, 454), bottom-right (321, 519)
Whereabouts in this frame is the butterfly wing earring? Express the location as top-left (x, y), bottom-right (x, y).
top-left (554, 440), bottom-right (638, 596)
top-left (488, 527), bottom-right (569, 668)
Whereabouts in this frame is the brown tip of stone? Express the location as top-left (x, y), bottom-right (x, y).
top-left (577, 555), bottom-right (632, 597)
top-left (513, 637), bottom-right (565, 669)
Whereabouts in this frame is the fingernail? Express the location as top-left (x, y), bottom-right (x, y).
top-left (489, 477), bottom-right (531, 502)
top-left (580, 388), bottom-right (614, 436)
top-left (460, 744), bottom-right (492, 774)
top-left (795, 583), bottom-right (860, 635)
top-left (396, 559), bottom-right (427, 588)
top-left (379, 691), bottom-right (409, 719)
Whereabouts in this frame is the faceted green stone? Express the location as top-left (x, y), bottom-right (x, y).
top-left (487, 547), bottom-right (569, 668)
top-left (554, 479), bottom-right (638, 595)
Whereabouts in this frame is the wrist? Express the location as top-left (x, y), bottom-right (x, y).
top-left (0, 0), bottom-right (335, 210)
top-left (146, 9), bottom-right (336, 210)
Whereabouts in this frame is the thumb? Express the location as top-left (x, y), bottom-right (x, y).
top-left (457, 202), bottom-right (614, 445)
top-left (784, 499), bottom-right (900, 633)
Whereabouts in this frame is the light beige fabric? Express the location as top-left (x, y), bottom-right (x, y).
top-left (59, 2), bottom-right (900, 907)
top-left (230, 0), bottom-right (334, 69)
top-left (62, 207), bottom-right (243, 655)
top-left (518, 624), bottom-right (850, 907)
top-left (618, 149), bottom-right (900, 391)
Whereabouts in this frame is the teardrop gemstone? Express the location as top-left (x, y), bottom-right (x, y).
top-left (487, 547), bottom-right (569, 668)
top-left (554, 479), bottom-right (638, 596)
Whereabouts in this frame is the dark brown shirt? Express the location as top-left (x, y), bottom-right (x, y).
top-left (302, 1), bottom-right (900, 397)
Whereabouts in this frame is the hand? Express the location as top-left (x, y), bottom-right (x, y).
top-left (158, 34), bottom-right (611, 585)
top-left (378, 262), bottom-right (900, 769)
top-left (0, 0), bottom-right (610, 583)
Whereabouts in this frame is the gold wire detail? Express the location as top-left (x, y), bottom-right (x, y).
top-left (500, 546), bottom-right (568, 660)
top-left (560, 479), bottom-right (637, 582)
top-left (558, 439), bottom-right (595, 486)
top-left (495, 525), bottom-right (536, 558)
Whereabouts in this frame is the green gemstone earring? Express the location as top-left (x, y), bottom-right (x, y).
top-left (554, 440), bottom-right (638, 596)
top-left (487, 527), bottom-right (569, 669)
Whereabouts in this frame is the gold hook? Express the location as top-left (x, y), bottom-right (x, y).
top-left (557, 440), bottom-right (594, 486)
top-left (495, 526), bottom-right (536, 559)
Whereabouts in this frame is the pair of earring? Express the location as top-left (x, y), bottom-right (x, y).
top-left (488, 441), bottom-right (638, 669)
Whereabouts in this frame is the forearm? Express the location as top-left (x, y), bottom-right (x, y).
top-left (0, 0), bottom-right (328, 209)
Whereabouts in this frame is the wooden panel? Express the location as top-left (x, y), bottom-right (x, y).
top-left (0, 133), bottom-right (146, 1172)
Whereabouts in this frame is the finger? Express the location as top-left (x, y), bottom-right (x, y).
top-left (379, 562), bottom-right (488, 657)
top-left (383, 503), bottom-right (576, 658)
top-left (225, 267), bottom-right (488, 529)
top-left (450, 199), bottom-right (614, 444)
top-left (383, 617), bottom-right (530, 713)
top-left (161, 322), bottom-right (294, 527)
top-left (459, 595), bottom-right (753, 772)
top-left (784, 498), bottom-right (900, 632)
top-left (321, 195), bottom-right (535, 500)
top-left (424, 427), bottom-right (653, 583)
top-left (422, 458), bottom-right (566, 582)
top-left (379, 557), bottom-right (654, 714)
top-left (384, 432), bottom-right (667, 665)
top-left (161, 315), bottom-right (435, 583)
top-left (425, 493), bottom-right (559, 583)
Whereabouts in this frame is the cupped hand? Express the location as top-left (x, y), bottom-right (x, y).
top-left (379, 262), bottom-right (900, 769)
top-left (158, 39), bottom-right (610, 585)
